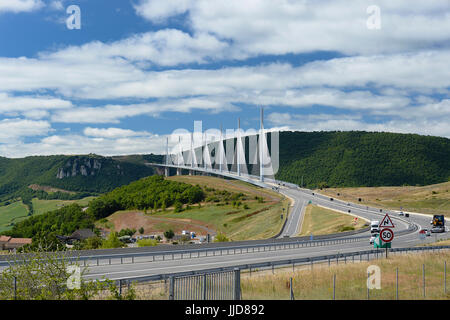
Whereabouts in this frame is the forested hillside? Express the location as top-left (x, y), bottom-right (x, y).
top-left (0, 154), bottom-right (160, 203)
top-left (87, 175), bottom-right (205, 220)
top-left (4, 176), bottom-right (205, 250)
top-left (276, 131), bottom-right (450, 188)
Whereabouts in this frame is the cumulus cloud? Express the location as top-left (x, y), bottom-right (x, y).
top-left (0, 118), bottom-right (51, 143)
top-left (0, 0), bottom-right (44, 13)
top-left (2, 50), bottom-right (449, 101)
top-left (134, 0), bottom-right (450, 56)
top-left (83, 127), bottom-right (151, 139)
top-left (267, 112), bottom-right (450, 138)
top-left (0, 133), bottom-right (167, 158)
top-left (0, 92), bottom-right (72, 118)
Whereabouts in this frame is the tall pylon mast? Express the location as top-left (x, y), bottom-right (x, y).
top-left (219, 123), bottom-right (223, 173)
top-left (259, 107), bottom-right (264, 182)
top-left (237, 118), bottom-right (241, 176)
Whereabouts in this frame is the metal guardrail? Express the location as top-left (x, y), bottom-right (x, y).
top-left (3, 236), bottom-right (373, 268)
top-left (104, 245), bottom-right (450, 284)
top-left (0, 223), bottom-right (418, 268)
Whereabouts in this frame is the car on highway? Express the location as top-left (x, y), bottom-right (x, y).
top-left (369, 235), bottom-right (377, 244)
top-left (422, 229), bottom-right (431, 236)
top-left (370, 220), bottom-right (380, 233)
top-left (398, 211), bottom-right (404, 216)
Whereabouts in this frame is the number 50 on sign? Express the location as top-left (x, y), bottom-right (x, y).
top-left (380, 228), bottom-right (394, 243)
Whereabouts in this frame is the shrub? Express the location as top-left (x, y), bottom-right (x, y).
top-left (137, 239), bottom-right (158, 247)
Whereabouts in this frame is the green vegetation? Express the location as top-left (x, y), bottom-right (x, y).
top-left (214, 233), bottom-right (230, 242)
top-left (151, 176), bottom-right (289, 240)
top-left (0, 154), bottom-right (158, 203)
top-left (0, 248), bottom-right (136, 300)
top-left (101, 232), bottom-right (124, 249)
top-left (321, 181), bottom-right (450, 215)
top-left (118, 228), bottom-right (136, 237)
top-left (0, 201), bottom-right (29, 233)
top-left (87, 175), bottom-right (205, 220)
top-left (137, 239), bottom-right (158, 247)
top-left (276, 131), bottom-right (450, 188)
top-left (3, 204), bottom-right (95, 251)
top-left (164, 229), bottom-right (175, 240)
top-left (298, 204), bottom-right (368, 237)
top-left (32, 197), bottom-right (95, 215)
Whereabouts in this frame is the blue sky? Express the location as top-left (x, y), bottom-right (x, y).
top-left (0, 0), bottom-right (449, 157)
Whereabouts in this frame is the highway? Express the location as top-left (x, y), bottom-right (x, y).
top-left (74, 182), bottom-right (447, 281)
top-left (2, 165), bottom-right (448, 282)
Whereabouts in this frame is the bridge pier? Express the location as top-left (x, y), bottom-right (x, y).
top-left (165, 167), bottom-right (169, 177)
top-left (176, 168), bottom-right (182, 176)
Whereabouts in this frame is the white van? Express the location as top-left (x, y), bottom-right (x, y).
top-left (370, 221), bottom-right (380, 233)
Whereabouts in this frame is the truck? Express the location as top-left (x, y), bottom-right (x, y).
top-left (430, 215), bottom-right (445, 233)
top-left (370, 221), bottom-right (380, 233)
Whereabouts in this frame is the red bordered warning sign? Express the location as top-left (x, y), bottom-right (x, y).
top-left (380, 213), bottom-right (395, 228)
top-left (380, 228), bottom-right (394, 243)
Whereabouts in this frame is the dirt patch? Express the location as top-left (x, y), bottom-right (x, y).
top-left (28, 184), bottom-right (75, 194)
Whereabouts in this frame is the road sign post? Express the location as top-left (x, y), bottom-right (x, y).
top-left (379, 227), bottom-right (394, 258)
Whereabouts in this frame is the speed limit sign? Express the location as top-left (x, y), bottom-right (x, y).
top-left (380, 228), bottom-right (394, 243)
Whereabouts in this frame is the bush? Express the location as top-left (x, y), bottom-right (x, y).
top-left (137, 239), bottom-right (158, 247)
top-left (101, 232), bottom-right (123, 249)
top-left (0, 248), bottom-right (134, 300)
top-left (214, 233), bottom-right (230, 242)
top-left (164, 229), bottom-right (174, 240)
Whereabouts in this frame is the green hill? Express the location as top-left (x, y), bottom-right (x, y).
top-left (275, 131), bottom-right (450, 188)
top-left (0, 153), bottom-right (162, 203)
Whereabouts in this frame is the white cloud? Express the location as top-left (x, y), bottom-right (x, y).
top-left (0, 0), bottom-right (44, 13)
top-left (51, 98), bottom-right (238, 124)
top-left (134, 0), bottom-right (450, 56)
top-left (83, 127), bottom-right (151, 139)
top-left (46, 29), bottom-right (228, 67)
top-left (0, 133), bottom-right (167, 158)
top-left (0, 93), bottom-right (72, 117)
top-left (0, 118), bottom-right (51, 143)
top-left (2, 49), bottom-right (448, 102)
top-left (267, 112), bottom-right (450, 138)
top-left (49, 0), bottom-right (63, 11)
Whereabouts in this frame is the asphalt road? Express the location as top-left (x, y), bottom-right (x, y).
top-left (75, 184), bottom-right (448, 281)
top-left (2, 166), bottom-right (448, 281)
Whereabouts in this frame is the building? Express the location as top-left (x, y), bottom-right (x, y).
top-left (0, 235), bottom-right (32, 251)
top-left (56, 229), bottom-right (97, 245)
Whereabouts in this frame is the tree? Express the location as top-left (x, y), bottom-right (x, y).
top-left (164, 229), bottom-right (174, 241)
top-left (101, 232), bottom-right (123, 249)
top-left (80, 236), bottom-right (103, 250)
top-left (0, 247), bottom-right (124, 300)
top-left (139, 227), bottom-right (144, 234)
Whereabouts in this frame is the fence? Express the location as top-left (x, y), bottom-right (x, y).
top-left (3, 246), bottom-right (449, 300)
top-left (92, 245), bottom-right (450, 299)
top-left (168, 269), bottom-right (240, 300)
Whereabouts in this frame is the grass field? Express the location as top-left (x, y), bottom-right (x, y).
top-left (0, 196), bottom-right (96, 233)
top-left (297, 204), bottom-right (368, 237)
top-left (99, 175), bottom-right (289, 241)
top-left (32, 196), bottom-right (96, 215)
top-left (319, 181), bottom-right (450, 216)
top-left (0, 201), bottom-right (29, 233)
top-left (240, 251), bottom-right (450, 300)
